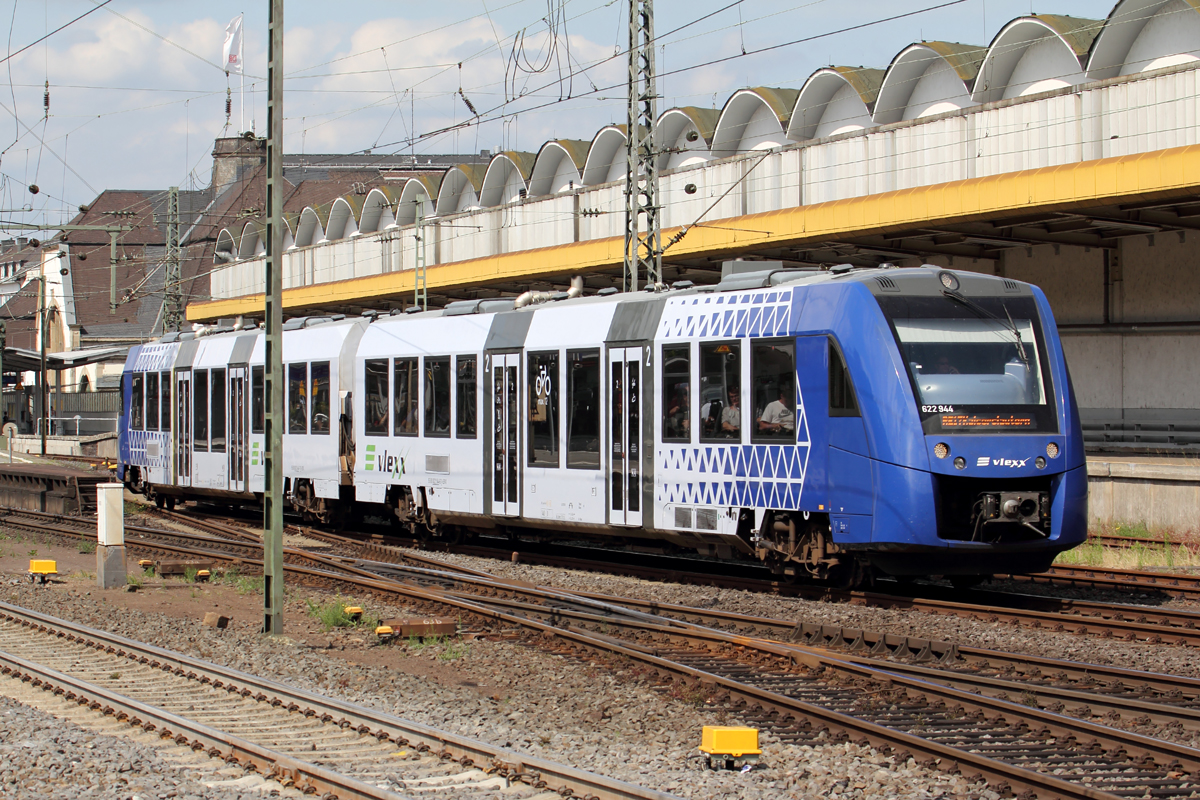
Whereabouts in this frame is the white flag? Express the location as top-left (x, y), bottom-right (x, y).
top-left (222, 15), bottom-right (243, 75)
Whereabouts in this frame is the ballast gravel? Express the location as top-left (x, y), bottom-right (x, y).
top-left (0, 575), bottom-right (982, 800)
top-left (0, 692), bottom-right (268, 800)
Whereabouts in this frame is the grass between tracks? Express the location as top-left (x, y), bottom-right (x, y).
top-left (1056, 521), bottom-right (1200, 570)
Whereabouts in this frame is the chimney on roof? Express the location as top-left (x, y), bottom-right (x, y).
top-left (212, 135), bottom-right (267, 195)
top-left (1, 240), bottom-right (11, 253)
top-left (16, 237), bottom-right (27, 250)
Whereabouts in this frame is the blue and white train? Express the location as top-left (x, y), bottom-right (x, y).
top-left (118, 265), bottom-right (1087, 584)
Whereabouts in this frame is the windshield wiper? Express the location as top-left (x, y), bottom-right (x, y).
top-left (941, 288), bottom-right (1029, 368)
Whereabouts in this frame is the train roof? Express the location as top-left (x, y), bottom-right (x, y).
top-left (149, 264), bottom-right (1031, 351)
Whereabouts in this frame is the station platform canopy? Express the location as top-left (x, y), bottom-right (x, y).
top-left (3, 345), bottom-right (126, 373)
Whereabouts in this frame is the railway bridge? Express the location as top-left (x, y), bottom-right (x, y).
top-left (188, 0), bottom-right (1200, 529)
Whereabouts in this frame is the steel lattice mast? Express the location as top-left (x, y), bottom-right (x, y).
top-left (162, 186), bottom-right (183, 333)
top-left (624, 0), bottom-right (661, 293)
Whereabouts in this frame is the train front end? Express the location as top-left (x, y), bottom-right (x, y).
top-left (853, 268), bottom-right (1087, 578)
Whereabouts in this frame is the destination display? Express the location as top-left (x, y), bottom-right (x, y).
top-left (940, 413), bottom-right (1034, 429)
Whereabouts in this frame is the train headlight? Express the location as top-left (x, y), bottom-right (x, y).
top-left (1035, 456), bottom-right (1046, 469)
top-left (1046, 442), bottom-right (1059, 458)
top-left (953, 456), bottom-right (966, 470)
top-left (939, 271), bottom-right (959, 290)
top-left (934, 443), bottom-right (949, 459)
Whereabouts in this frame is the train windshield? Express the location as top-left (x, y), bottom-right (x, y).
top-left (877, 294), bottom-right (1057, 434)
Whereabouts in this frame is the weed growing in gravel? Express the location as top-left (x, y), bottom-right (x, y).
top-left (305, 598), bottom-right (371, 630)
top-left (26, 549), bottom-right (36, 557)
top-left (122, 501), bottom-right (143, 517)
top-left (77, 539), bottom-right (96, 554)
top-left (126, 573), bottom-right (143, 588)
top-left (183, 567), bottom-right (199, 583)
top-left (437, 638), bottom-right (470, 661)
top-left (1055, 539), bottom-right (1200, 571)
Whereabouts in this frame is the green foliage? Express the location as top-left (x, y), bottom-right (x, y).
top-left (437, 637), bottom-right (470, 661)
top-left (126, 573), bottom-right (142, 588)
top-left (77, 539), bottom-right (96, 554)
top-left (304, 597), bottom-right (368, 630)
top-left (26, 549), bottom-right (36, 557)
top-left (182, 567), bottom-right (198, 583)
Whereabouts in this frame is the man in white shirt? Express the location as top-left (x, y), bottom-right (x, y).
top-left (720, 387), bottom-right (741, 437)
top-left (758, 385), bottom-right (795, 434)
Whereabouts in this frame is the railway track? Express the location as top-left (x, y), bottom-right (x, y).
top-left (11, 511), bottom-right (1200, 797)
top-left (0, 601), bottom-right (676, 800)
top-left (12, 506), bottom-right (1200, 650)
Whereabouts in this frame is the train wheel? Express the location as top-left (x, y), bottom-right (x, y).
top-left (949, 574), bottom-right (986, 590)
top-left (155, 496), bottom-right (165, 509)
top-left (165, 497), bottom-right (176, 511)
top-left (829, 559), bottom-right (869, 590)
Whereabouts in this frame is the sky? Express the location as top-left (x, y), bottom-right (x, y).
top-left (0, 0), bottom-right (1113, 228)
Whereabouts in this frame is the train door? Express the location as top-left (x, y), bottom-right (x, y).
top-left (229, 366), bottom-right (247, 493)
top-left (608, 346), bottom-right (643, 527)
top-left (175, 371), bottom-right (192, 488)
top-left (490, 352), bottom-right (520, 516)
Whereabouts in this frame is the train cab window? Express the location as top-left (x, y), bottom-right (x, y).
top-left (566, 349), bottom-right (600, 469)
top-left (146, 372), bottom-right (160, 431)
top-left (310, 361), bottom-right (330, 435)
top-left (288, 363), bottom-right (308, 434)
top-left (364, 359), bottom-right (389, 436)
top-left (662, 345), bottom-right (690, 442)
top-left (424, 356), bottom-right (451, 437)
top-left (752, 341), bottom-right (796, 442)
top-left (160, 371), bottom-right (171, 432)
top-left (251, 366), bottom-right (264, 434)
top-left (528, 351), bottom-right (560, 467)
top-left (699, 341), bottom-right (741, 442)
top-left (194, 369), bottom-right (209, 451)
top-left (829, 338), bottom-right (860, 417)
top-left (393, 358), bottom-right (418, 436)
top-left (130, 373), bottom-right (144, 431)
top-left (211, 368), bottom-right (227, 452)
top-left (455, 355), bottom-right (477, 439)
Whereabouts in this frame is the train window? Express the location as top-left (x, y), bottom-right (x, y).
top-left (566, 349), bottom-right (600, 469)
top-left (288, 363), bottom-right (308, 434)
top-left (661, 345), bottom-right (690, 442)
top-left (424, 356), bottom-right (451, 437)
top-left (130, 373), bottom-right (144, 431)
top-left (528, 351), bottom-right (560, 467)
top-left (829, 338), bottom-right (860, 417)
top-left (752, 341), bottom-right (796, 442)
top-left (251, 366), bottom-right (264, 434)
top-left (194, 369), bottom-right (209, 451)
top-left (160, 371), bottom-right (171, 432)
top-left (363, 359), bottom-right (389, 436)
top-left (310, 361), bottom-right (330, 435)
top-left (455, 355), bottom-right (477, 439)
top-left (146, 372), bottom-right (160, 432)
top-left (699, 341), bottom-right (741, 442)
top-left (393, 358), bottom-right (418, 436)
top-left (211, 368), bottom-right (227, 453)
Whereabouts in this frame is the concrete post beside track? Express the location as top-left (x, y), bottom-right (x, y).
top-left (96, 483), bottom-right (125, 589)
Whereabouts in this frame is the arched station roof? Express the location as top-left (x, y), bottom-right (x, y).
top-left (973, 15), bottom-right (1100, 103)
top-left (788, 67), bottom-right (883, 141)
top-left (214, 0), bottom-right (1200, 260)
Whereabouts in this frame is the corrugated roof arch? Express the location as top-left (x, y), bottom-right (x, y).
top-left (788, 67), bottom-right (882, 141)
top-left (874, 41), bottom-right (986, 124)
top-left (1088, 0), bottom-right (1200, 78)
top-left (973, 15), bottom-right (1100, 103)
top-left (711, 88), bottom-right (798, 156)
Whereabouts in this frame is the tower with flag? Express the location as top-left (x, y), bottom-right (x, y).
top-left (222, 14), bottom-right (244, 132)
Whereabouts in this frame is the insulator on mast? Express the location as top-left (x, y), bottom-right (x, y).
top-left (225, 87), bottom-right (232, 121)
top-left (43, 80), bottom-right (48, 115)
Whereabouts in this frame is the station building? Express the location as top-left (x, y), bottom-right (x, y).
top-left (188, 0), bottom-right (1200, 529)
